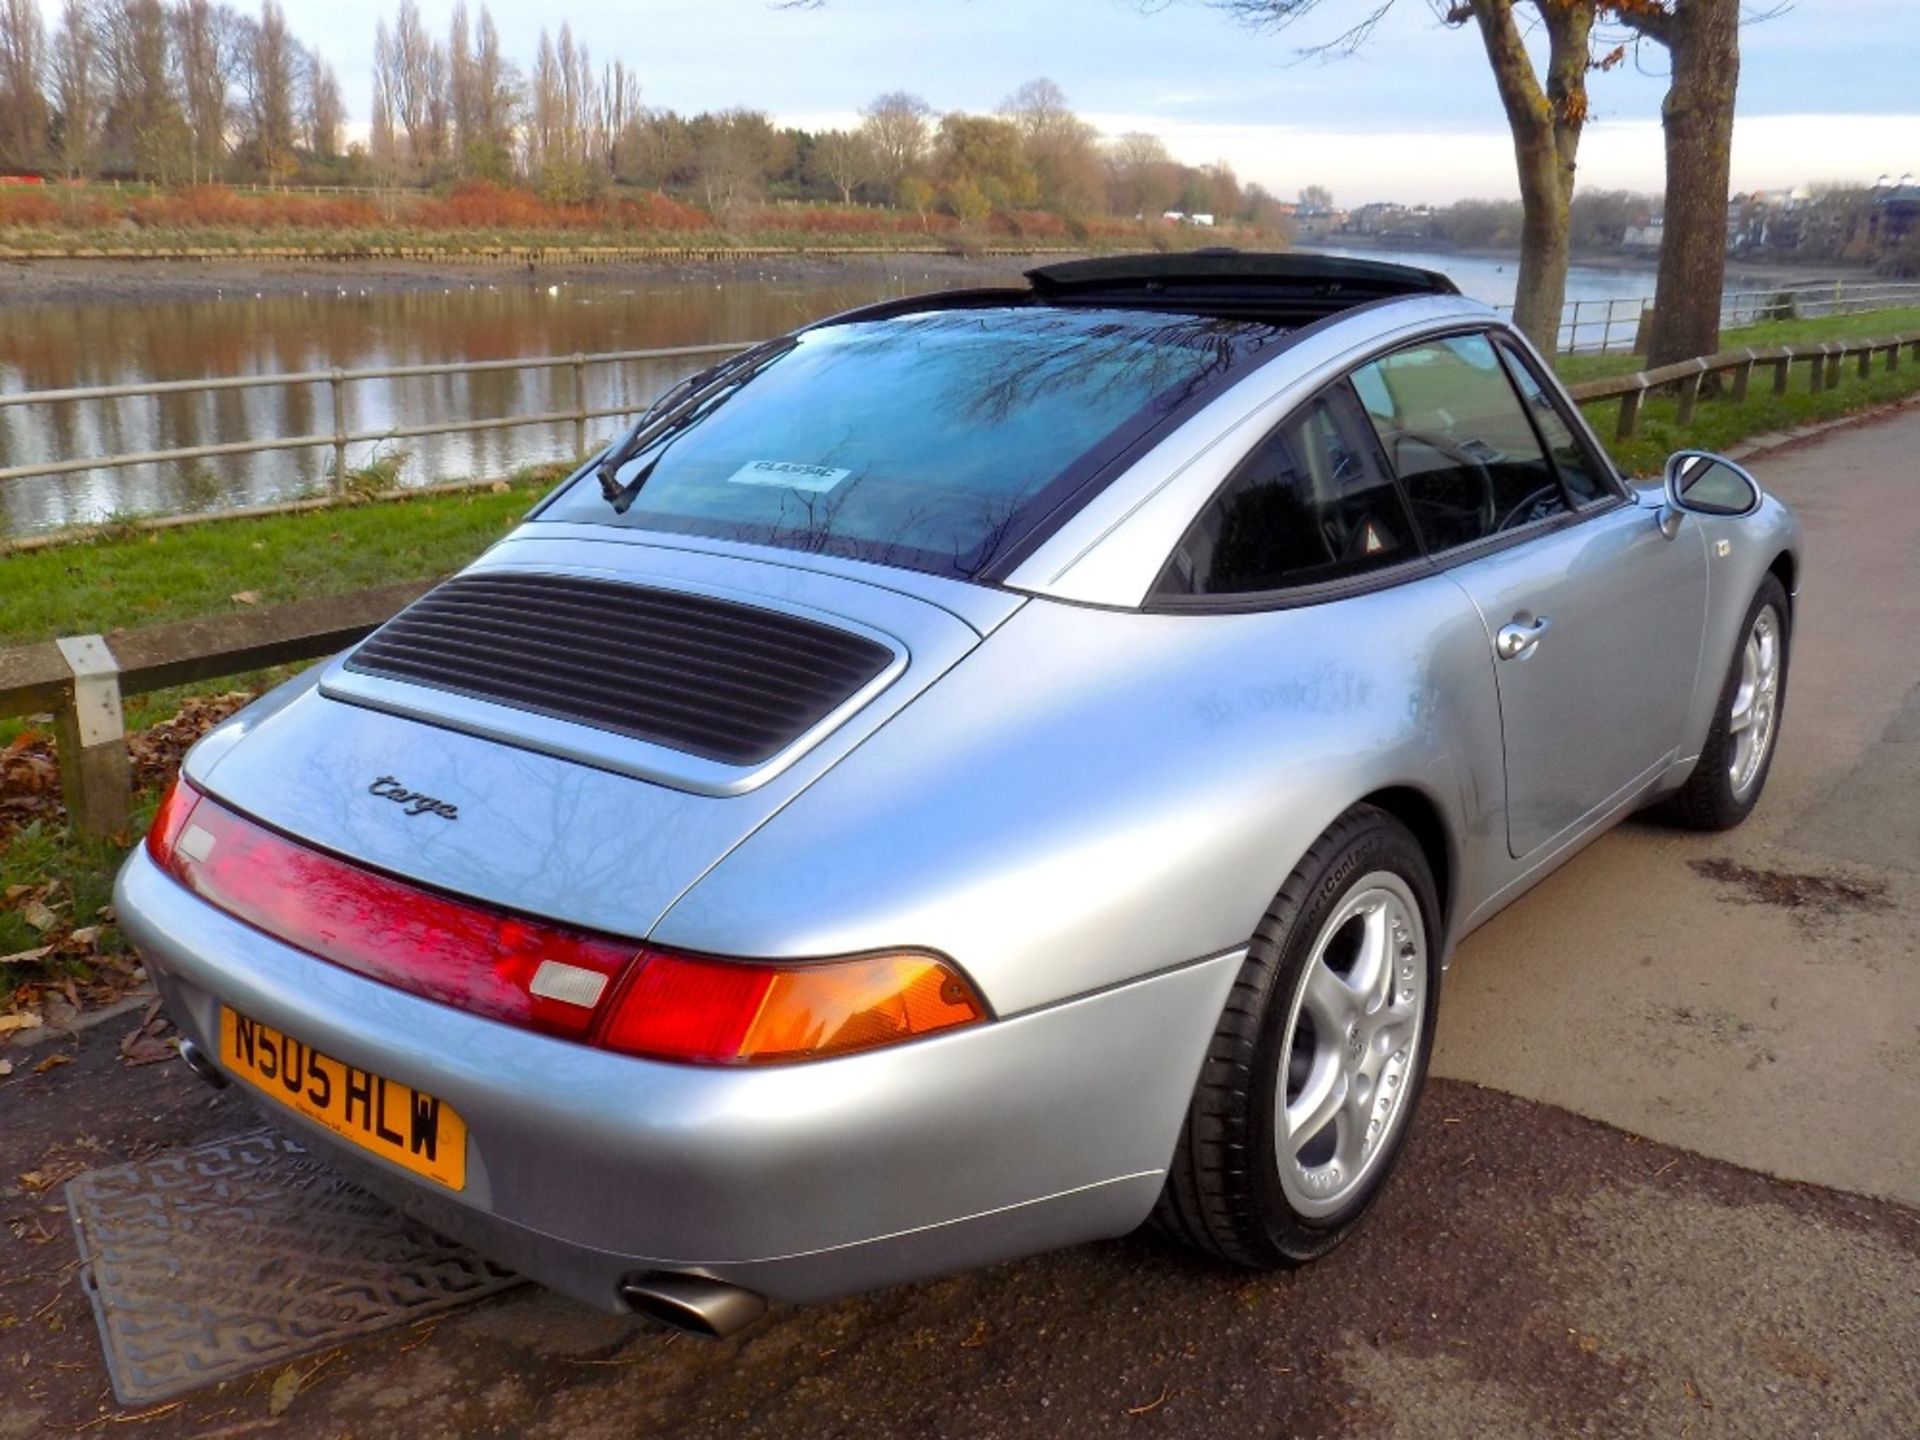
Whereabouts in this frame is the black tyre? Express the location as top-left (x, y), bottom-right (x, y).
top-left (1658, 574), bottom-right (1790, 832)
top-left (1153, 804), bottom-right (1441, 1266)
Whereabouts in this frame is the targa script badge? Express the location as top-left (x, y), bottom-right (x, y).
top-left (367, 775), bottom-right (460, 820)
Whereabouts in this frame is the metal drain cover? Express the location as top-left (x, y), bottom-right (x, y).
top-left (67, 1129), bottom-right (521, 1405)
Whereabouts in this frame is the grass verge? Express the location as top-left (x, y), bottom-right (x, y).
top-left (1557, 308), bottom-right (1920, 474)
top-left (0, 467), bottom-right (564, 647)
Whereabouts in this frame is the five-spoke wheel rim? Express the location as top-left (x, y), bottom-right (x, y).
top-left (1275, 872), bottom-right (1428, 1219)
top-left (1729, 605), bottom-right (1782, 801)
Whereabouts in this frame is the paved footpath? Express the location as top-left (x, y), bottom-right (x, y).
top-left (5, 405), bottom-right (1920, 1438)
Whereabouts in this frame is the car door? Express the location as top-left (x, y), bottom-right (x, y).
top-left (1350, 331), bottom-right (1708, 859)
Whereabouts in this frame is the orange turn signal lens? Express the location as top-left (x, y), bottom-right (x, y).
top-left (598, 949), bottom-right (988, 1065)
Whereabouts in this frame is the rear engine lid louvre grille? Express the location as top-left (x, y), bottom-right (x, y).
top-left (345, 573), bottom-right (897, 767)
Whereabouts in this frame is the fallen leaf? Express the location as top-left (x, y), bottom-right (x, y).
top-left (0, 946), bottom-right (52, 966)
top-left (0, 1059), bottom-right (12, 1077)
top-left (268, 1365), bottom-right (302, 1416)
top-left (489, 479), bottom-right (510, 493)
top-left (20, 899), bottom-right (58, 933)
top-left (230, 590), bottom-right (261, 605)
top-left (32, 1053), bottom-right (70, 1075)
top-left (66, 926), bottom-right (101, 949)
top-left (0, 1011), bottom-right (44, 1035)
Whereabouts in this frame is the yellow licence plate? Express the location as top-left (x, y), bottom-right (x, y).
top-left (219, 1007), bottom-right (467, 1190)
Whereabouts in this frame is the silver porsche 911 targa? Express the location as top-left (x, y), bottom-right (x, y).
top-left (117, 253), bottom-right (1800, 1336)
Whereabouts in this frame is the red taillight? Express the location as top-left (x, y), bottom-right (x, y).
top-left (146, 774), bottom-right (201, 866)
top-left (156, 793), bottom-right (637, 1042)
top-left (154, 790), bottom-right (989, 1063)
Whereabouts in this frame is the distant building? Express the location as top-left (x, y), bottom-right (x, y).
top-left (1864, 174), bottom-right (1920, 252)
top-left (1623, 217), bottom-right (1664, 249)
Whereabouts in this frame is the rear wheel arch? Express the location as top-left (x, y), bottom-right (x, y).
top-left (1357, 784), bottom-right (1455, 948)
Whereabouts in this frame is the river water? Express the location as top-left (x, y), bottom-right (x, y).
top-left (0, 247), bottom-right (1674, 539)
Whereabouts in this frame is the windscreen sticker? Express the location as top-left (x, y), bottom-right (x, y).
top-left (725, 460), bottom-right (851, 493)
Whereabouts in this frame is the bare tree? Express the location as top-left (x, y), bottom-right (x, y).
top-left (1106, 131), bottom-right (1180, 217)
top-left (600, 59), bottom-right (638, 176)
top-left (173, 0), bottom-right (232, 184)
top-left (51, 0), bottom-right (101, 177)
top-left (238, 1), bottom-right (296, 183)
top-left (0, 0), bottom-right (50, 169)
top-left (102, 0), bottom-right (191, 182)
top-left (998, 76), bottom-right (1073, 140)
top-left (369, 50), bottom-right (399, 185)
top-left (300, 45), bottom-right (342, 161)
top-left (1000, 77), bottom-right (1102, 214)
top-left (858, 90), bottom-right (930, 191)
top-left (447, 0), bottom-right (475, 171)
top-left (809, 128), bottom-right (873, 204)
top-left (391, 0), bottom-right (443, 174)
top-left (1298, 183), bottom-right (1334, 210)
top-left (526, 26), bottom-right (558, 174)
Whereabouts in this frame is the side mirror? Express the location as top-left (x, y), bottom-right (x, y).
top-left (1664, 450), bottom-right (1762, 520)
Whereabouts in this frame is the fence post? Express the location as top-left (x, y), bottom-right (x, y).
top-left (330, 368), bottom-right (348, 491)
top-left (1808, 350), bottom-right (1825, 393)
top-left (1675, 369), bottom-right (1704, 428)
top-left (52, 635), bottom-right (131, 839)
top-left (1890, 342), bottom-right (1903, 373)
top-left (571, 352), bottom-right (587, 456)
top-left (1568, 299), bottom-right (1583, 355)
top-left (1826, 349), bottom-right (1843, 388)
top-left (1616, 382), bottom-right (1645, 441)
top-left (1773, 353), bottom-right (1792, 396)
top-left (1731, 352), bottom-right (1754, 404)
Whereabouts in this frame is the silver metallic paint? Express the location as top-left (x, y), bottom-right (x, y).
top-left (116, 293), bottom-right (1804, 1311)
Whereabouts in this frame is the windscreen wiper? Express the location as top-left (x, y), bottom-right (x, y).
top-left (595, 336), bottom-right (799, 512)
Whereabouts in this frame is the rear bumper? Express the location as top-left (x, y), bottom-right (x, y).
top-left (115, 847), bottom-right (1240, 1310)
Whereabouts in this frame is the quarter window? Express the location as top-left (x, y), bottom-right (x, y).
top-left (1159, 388), bottom-right (1417, 597)
top-left (1352, 333), bottom-right (1568, 551)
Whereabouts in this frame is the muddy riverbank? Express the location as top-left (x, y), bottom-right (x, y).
top-left (0, 251), bottom-right (1060, 309)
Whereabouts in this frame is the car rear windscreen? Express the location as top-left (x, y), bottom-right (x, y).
top-left (536, 306), bottom-right (1287, 578)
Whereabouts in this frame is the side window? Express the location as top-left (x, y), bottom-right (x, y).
top-left (1159, 388), bottom-right (1418, 597)
top-left (1352, 333), bottom-right (1567, 552)
top-left (1496, 341), bottom-right (1612, 505)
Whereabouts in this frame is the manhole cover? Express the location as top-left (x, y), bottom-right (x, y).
top-left (67, 1129), bottom-right (521, 1405)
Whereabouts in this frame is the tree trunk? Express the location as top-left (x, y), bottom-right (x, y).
top-left (1645, 0), bottom-right (1740, 367)
top-left (1509, 127), bottom-right (1573, 354)
top-left (1465, 0), bottom-right (1592, 360)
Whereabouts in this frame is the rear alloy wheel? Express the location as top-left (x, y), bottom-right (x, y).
top-left (1153, 805), bottom-right (1440, 1266)
top-left (1661, 574), bottom-right (1790, 832)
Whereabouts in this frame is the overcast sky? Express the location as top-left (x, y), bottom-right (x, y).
top-left (281, 0), bottom-right (1919, 204)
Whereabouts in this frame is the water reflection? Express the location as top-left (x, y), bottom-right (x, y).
top-left (0, 266), bottom-right (1019, 537)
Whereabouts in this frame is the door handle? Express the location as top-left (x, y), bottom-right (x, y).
top-left (1495, 615), bottom-right (1552, 661)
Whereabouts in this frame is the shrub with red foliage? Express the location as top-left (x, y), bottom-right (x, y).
top-left (129, 185), bottom-right (378, 231)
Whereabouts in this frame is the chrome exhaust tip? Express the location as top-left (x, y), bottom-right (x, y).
top-left (619, 1273), bottom-right (767, 1338)
top-left (178, 1037), bottom-right (228, 1089)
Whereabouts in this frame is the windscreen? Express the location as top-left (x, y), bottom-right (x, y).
top-left (536, 306), bottom-right (1286, 577)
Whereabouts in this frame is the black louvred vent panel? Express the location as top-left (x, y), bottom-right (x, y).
top-left (346, 573), bottom-right (895, 766)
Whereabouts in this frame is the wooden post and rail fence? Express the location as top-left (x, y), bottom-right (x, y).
top-left (5, 327), bottom-right (1919, 838)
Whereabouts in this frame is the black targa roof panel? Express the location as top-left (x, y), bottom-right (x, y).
top-left (1025, 250), bottom-right (1459, 320)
